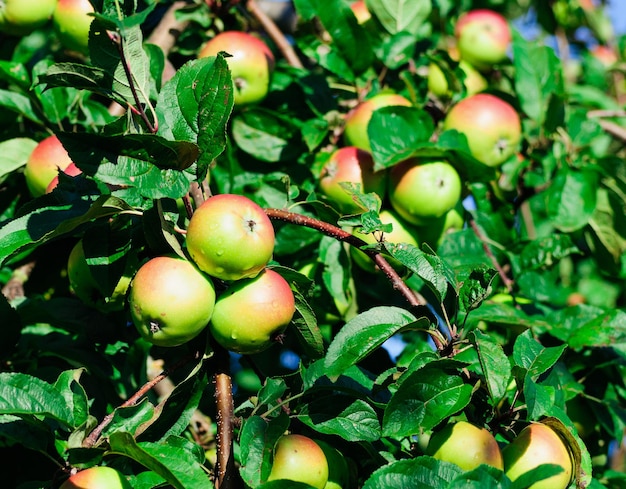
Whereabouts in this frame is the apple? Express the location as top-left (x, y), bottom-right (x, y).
top-left (267, 434), bottom-right (329, 489)
top-left (350, 1), bottom-right (371, 24)
top-left (24, 134), bottom-right (74, 198)
top-left (443, 93), bottom-right (521, 168)
top-left (427, 60), bottom-right (488, 98)
top-left (388, 158), bottom-right (462, 225)
top-left (351, 208), bottom-right (420, 273)
top-left (53, 0), bottom-right (95, 55)
top-left (45, 162), bottom-right (83, 193)
top-left (590, 45), bottom-right (618, 67)
top-left (319, 146), bottom-right (387, 214)
top-left (209, 268), bottom-right (295, 354)
top-left (198, 31), bottom-right (275, 106)
top-left (417, 200), bottom-right (465, 249)
top-left (502, 423), bottom-right (573, 489)
top-left (129, 256), bottom-right (216, 347)
top-left (67, 239), bottom-right (132, 312)
top-left (426, 420), bottom-right (504, 471)
top-left (343, 93), bottom-right (413, 152)
top-left (59, 466), bottom-right (132, 489)
top-left (185, 194), bottom-right (275, 282)
top-left (454, 9), bottom-right (511, 72)
top-left (0, 0), bottom-right (57, 36)
top-left (315, 440), bottom-right (350, 489)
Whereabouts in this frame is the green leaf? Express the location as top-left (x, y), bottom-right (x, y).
top-left (257, 378), bottom-right (288, 410)
top-left (459, 267), bottom-right (498, 312)
top-left (362, 457), bottom-right (463, 489)
top-left (512, 330), bottom-right (567, 381)
top-left (0, 88), bottom-right (42, 124)
top-left (53, 369), bottom-right (90, 429)
top-left (382, 361), bottom-right (473, 437)
top-left (292, 289), bottom-right (325, 359)
top-left (0, 138), bottom-right (38, 180)
top-left (101, 399), bottom-right (156, 439)
top-left (0, 414), bottom-right (55, 453)
top-left (546, 167), bottom-right (598, 232)
top-left (324, 306), bottom-right (420, 380)
top-left (519, 234), bottom-right (581, 270)
top-left (471, 330), bottom-right (512, 405)
top-left (365, 0), bottom-right (432, 36)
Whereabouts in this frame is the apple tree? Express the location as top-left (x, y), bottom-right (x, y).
top-left (0, 0), bottom-right (625, 488)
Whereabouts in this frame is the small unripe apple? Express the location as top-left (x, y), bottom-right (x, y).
top-left (59, 466), bottom-right (132, 489)
top-left (343, 93), bottom-right (412, 152)
top-left (426, 420), bottom-right (504, 471)
top-left (45, 162), bottom-right (82, 193)
top-left (24, 134), bottom-right (74, 198)
top-left (267, 434), bottom-right (329, 489)
top-left (0, 0), bottom-right (57, 36)
top-left (455, 9), bottom-right (511, 72)
top-left (198, 31), bottom-right (275, 106)
top-left (209, 268), bottom-right (295, 354)
top-left (319, 146), bottom-right (387, 214)
top-left (186, 194), bottom-right (275, 282)
top-left (388, 158), bottom-right (462, 225)
top-left (427, 60), bottom-right (488, 98)
top-left (53, 0), bottom-right (95, 55)
top-left (350, 0), bottom-right (371, 24)
top-left (443, 93), bottom-right (521, 168)
top-left (129, 256), bottom-right (216, 347)
top-left (502, 423), bottom-right (573, 489)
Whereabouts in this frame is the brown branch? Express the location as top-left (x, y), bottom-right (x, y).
top-left (263, 208), bottom-right (426, 307)
top-left (214, 354), bottom-right (235, 489)
top-left (468, 218), bottom-right (514, 293)
top-left (82, 351), bottom-right (200, 448)
top-left (596, 119), bottom-right (626, 142)
top-left (2, 260), bottom-right (36, 301)
top-left (247, 0), bottom-right (304, 69)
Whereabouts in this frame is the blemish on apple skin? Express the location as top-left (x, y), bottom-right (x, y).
top-left (149, 321), bottom-right (161, 333)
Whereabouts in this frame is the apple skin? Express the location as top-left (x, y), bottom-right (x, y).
top-left (427, 60), bottom-right (488, 98)
top-left (351, 209), bottom-right (420, 273)
top-left (427, 420), bottom-right (504, 471)
top-left (388, 158), bottom-right (462, 225)
top-left (350, 0), bottom-right (371, 24)
top-left (418, 200), bottom-right (465, 249)
top-left (267, 434), bottom-right (329, 489)
top-left (53, 0), bottom-right (95, 55)
top-left (24, 135), bottom-right (74, 198)
top-left (343, 93), bottom-right (412, 152)
top-left (502, 423), bottom-right (573, 489)
top-left (455, 9), bottom-right (511, 72)
top-left (45, 162), bottom-right (82, 193)
top-left (0, 0), bottom-right (57, 36)
top-left (198, 31), bottom-right (275, 106)
top-left (316, 440), bottom-right (350, 489)
top-left (129, 256), bottom-right (216, 347)
top-left (186, 194), bottom-right (275, 282)
top-left (319, 146), bottom-right (387, 214)
top-left (209, 268), bottom-right (295, 354)
top-left (443, 93), bottom-right (521, 168)
top-left (59, 466), bottom-right (132, 489)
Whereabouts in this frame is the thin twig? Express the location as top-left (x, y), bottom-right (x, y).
top-left (468, 218), bottom-right (514, 293)
top-left (1, 260), bottom-right (36, 301)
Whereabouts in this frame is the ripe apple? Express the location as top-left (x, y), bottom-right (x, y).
top-left (24, 134), bottom-right (74, 198)
top-left (443, 93), bottom-right (521, 168)
top-left (502, 423), bottom-right (573, 489)
top-left (53, 0), bottom-right (95, 55)
top-left (351, 208), bottom-right (420, 273)
top-left (427, 60), bottom-right (488, 98)
top-left (45, 162), bottom-right (83, 193)
top-left (129, 256), bottom-right (216, 347)
top-left (315, 440), bottom-right (350, 489)
top-left (454, 9), bottom-right (511, 72)
top-left (426, 420), bottom-right (504, 471)
top-left (0, 0), bottom-right (57, 36)
top-left (388, 158), bottom-right (462, 225)
top-left (267, 434), bottom-right (329, 489)
top-left (343, 93), bottom-right (413, 152)
top-left (350, 1), bottom-right (371, 24)
top-left (209, 268), bottom-right (295, 354)
top-left (198, 30), bottom-right (275, 106)
top-left (185, 194), bottom-right (275, 282)
top-left (319, 146), bottom-right (387, 214)
top-left (59, 466), bottom-right (132, 489)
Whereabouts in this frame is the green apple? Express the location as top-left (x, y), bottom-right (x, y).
top-left (343, 93), bottom-right (412, 152)
top-left (198, 30), bottom-right (275, 106)
top-left (0, 0), bottom-right (57, 36)
top-left (24, 134), bottom-right (74, 198)
top-left (53, 0), bottom-right (95, 55)
top-left (443, 93), bottom-right (521, 168)
top-left (319, 146), bottom-right (387, 214)
top-left (186, 194), bottom-right (275, 282)
top-left (417, 200), bottom-right (465, 249)
top-left (45, 162), bottom-right (82, 193)
top-left (209, 268), bottom-right (295, 354)
top-left (426, 420), bottom-right (503, 471)
top-left (316, 440), bottom-right (350, 489)
top-left (351, 208), bottom-right (420, 273)
top-left (502, 423), bottom-right (573, 489)
top-left (129, 256), bottom-right (216, 347)
top-left (455, 9), bottom-right (511, 72)
top-left (427, 60), bottom-right (488, 98)
top-left (267, 434), bottom-right (329, 489)
top-left (59, 466), bottom-right (132, 489)
top-left (388, 158), bottom-right (462, 225)
top-left (350, 0), bottom-right (371, 24)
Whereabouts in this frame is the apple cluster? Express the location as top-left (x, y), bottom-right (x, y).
top-left (426, 420), bottom-right (574, 488)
